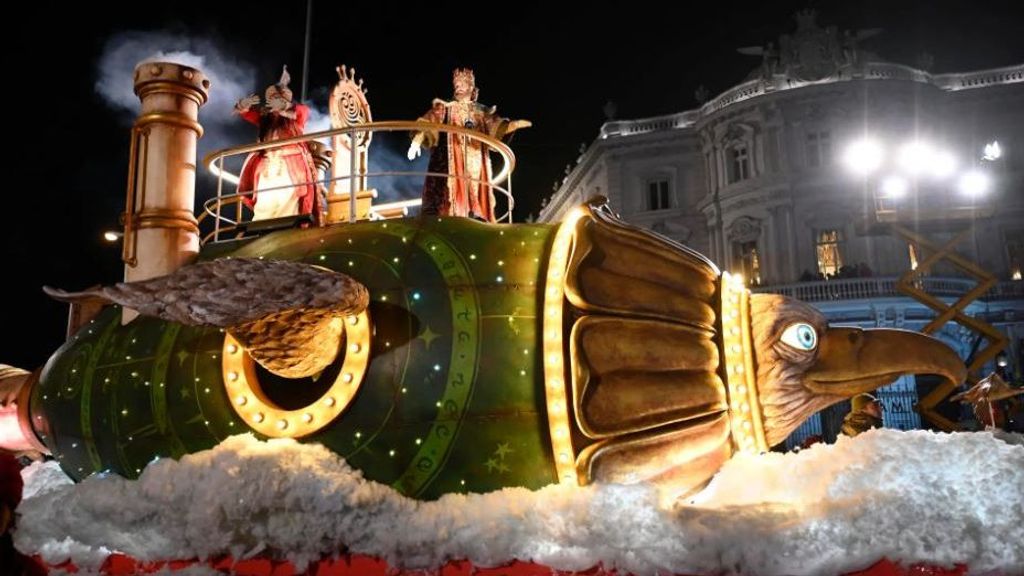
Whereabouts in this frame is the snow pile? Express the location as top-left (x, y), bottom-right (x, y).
top-left (16, 429), bottom-right (1024, 575)
top-left (19, 459), bottom-right (73, 500)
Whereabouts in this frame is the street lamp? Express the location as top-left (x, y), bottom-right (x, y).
top-left (983, 141), bottom-right (1002, 162)
top-left (842, 136), bottom-right (999, 211)
top-left (958, 170), bottom-right (990, 197)
top-left (897, 141), bottom-right (935, 176)
top-left (881, 176), bottom-right (909, 198)
top-left (842, 135), bottom-right (1006, 432)
top-left (842, 138), bottom-right (884, 175)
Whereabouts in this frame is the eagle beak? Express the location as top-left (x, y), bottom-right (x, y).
top-left (804, 327), bottom-right (966, 397)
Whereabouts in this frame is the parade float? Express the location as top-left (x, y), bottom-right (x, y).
top-left (1, 61), bottom-right (1021, 576)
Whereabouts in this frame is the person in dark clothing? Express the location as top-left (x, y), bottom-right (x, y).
top-left (841, 393), bottom-right (884, 437)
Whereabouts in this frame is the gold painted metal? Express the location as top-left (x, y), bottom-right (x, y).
top-left (200, 121), bottom-right (517, 235)
top-left (133, 112), bottom-right (204, 137)
top-left (557, 197), bottom-right (735, 498)
top-left (135, 208), bottom-right (200, 233)
top-left (891, 224), bottom-right (1007, 431)
top-left (204, 121), bottom-right (515, 185)
top-left (570, 316), bottom-right (725, 439)
top-left (563, 202), bottom-right (719, 329)
top-left (122, 127), bottom-right (147, 267)
top-left (327, 189), bottom-right (376, 223)
top-left (542, 206), bottom-right (586, 485)
top-left (576, 413), bottom-right (732, 497)
top-left (328, 66), bottom-right (373, 224)
top-left (720, 272), bottom-right (768, 453)
top-left (124, 61), bottom-right (209, 307)
top-left (222, 311), bottom-right (371, 438)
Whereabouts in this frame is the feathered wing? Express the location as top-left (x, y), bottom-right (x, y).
top-left (44, 258), bottom-right (369, 379)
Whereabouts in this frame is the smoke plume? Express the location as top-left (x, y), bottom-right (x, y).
top-left (95, 31), bottom-right (426, 207)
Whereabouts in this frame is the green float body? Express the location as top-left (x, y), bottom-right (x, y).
top-left (34, 217), bottom-right (560, 499)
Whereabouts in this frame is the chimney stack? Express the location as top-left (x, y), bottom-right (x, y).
top-left (124, 62), bottom-right (209, 288)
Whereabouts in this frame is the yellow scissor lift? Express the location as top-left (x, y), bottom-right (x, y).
top-left (872, 189), bottom-right (1007, 430)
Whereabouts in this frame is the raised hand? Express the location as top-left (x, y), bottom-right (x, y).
top-left (236, 94), bottom-right (260, 111)
top-left (267, 96), bottom-right (289, 112)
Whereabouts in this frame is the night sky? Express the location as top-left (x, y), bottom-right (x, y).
top-left (4, 1), bottom-right (1023, 369)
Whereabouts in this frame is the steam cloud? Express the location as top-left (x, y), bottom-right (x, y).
top-left (95, 31), bottom-right (424, 204)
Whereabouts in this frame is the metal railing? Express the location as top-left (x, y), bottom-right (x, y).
top-left (755, 276), bottom-right (1023, 303)
top-left (199, 121), bottom-right (516, 243)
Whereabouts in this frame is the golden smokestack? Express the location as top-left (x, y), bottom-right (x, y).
top-left (123, 62), bottom-right (210, 301)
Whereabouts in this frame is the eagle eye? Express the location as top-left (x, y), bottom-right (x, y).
top-left (780, 323), bottom-right (817, 351)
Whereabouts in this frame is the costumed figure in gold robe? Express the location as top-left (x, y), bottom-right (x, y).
top-left (408, 68), bottom-right (530, 222)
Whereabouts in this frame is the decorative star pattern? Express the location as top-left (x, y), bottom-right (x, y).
top-left (418, 325), bottom-right (440, 350)
top-left (495, 442), bottom-right (513, 459)
top-left (484, 442), bottom-right (514, 476)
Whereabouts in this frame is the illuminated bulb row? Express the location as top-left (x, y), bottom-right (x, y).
top-left (720, 272), bottom-right (767, 454)
top-left (222, 312), bottom-right (371, 438)
top-left (543, 207), bottom-right (585, 485)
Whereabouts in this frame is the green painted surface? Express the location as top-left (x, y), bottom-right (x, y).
top-left (35, 218), bottom-right (560, 498)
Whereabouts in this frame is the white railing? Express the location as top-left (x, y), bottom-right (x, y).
top-left (861, 62), bottom-right (933, 83)
top-left (597, 63), bottom-right (1024, 143)
top-left (701, 79), bottom-right (766, 114)
top-left (599, 110), bottom-right (699, 139)
top-left (754, 276), bottom-right (1023, 302)
top-left (933, 64), bottom-right (1024, 91)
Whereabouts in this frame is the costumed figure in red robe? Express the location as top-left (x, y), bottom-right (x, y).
top-left (236, 66), bottom-right (321, 224)
top-left (407, 68), bottom-right (530, 222)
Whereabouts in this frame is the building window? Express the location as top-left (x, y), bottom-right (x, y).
top-left (647, 179), bottom-right (670, 210)
top-left (806, 131), bottom-right (832, 168)
top-left (735, 240), bottom-right (762, 286)
top-left (728, 144), bottom-right (750, 183)
top-left (815, 229), bottom-right (844, 277)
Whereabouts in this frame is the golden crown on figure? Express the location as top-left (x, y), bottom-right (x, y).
top-left (452, 68), bottom-right (476, 86)
top-left (452, 68), bottom-right (479, 100)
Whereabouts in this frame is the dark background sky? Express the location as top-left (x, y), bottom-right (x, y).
top-left (4, 1), bottom-right (1023, 369)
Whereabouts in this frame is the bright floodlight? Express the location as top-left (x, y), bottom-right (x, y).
top-left (930, 150), bottom-right (957, 179)
top-left (881, 176), bottom-right (909, 198)
top-left (958, 170), bottom-right (990, 197)
top-left (103, 231), bottom-right (122, 242)
top-left (898, 142), bottom-right (935, 175)
top-left (983, 141), bottom-right (1002, 161)
top-left (843, 139), bottom-right (883, 175)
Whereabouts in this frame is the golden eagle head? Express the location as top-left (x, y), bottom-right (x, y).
top-left (750, 294), bottom-right (966, 445)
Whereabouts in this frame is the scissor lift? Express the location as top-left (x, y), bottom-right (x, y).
top-left (872, 192), bottom-right (1007, 430)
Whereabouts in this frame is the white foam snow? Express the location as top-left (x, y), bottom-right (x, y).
top-left (15, 429), bottom-right (1024, 575)
top-left (20, 459), bottom-right (74, 500)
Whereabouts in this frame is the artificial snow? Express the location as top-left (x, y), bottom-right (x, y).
top-left (15, 429), bottom-right (1024, 575)
top-left (19, 458), bottom-right (73, 500)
